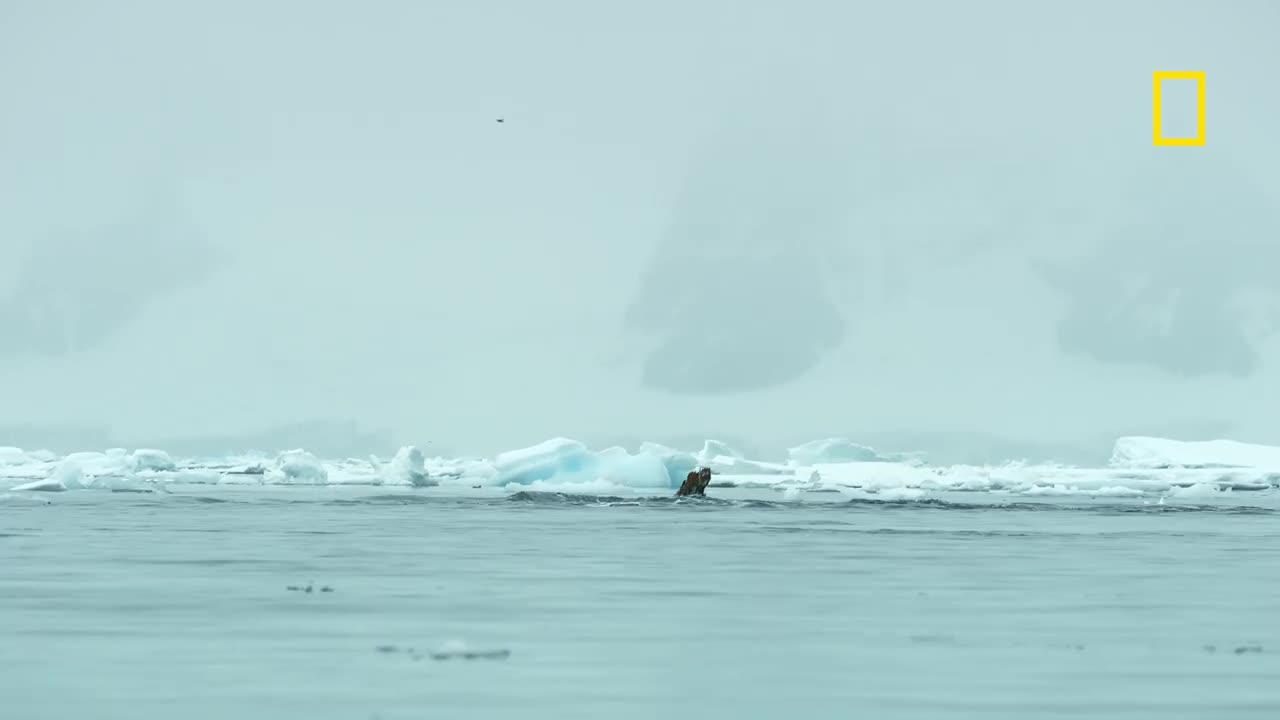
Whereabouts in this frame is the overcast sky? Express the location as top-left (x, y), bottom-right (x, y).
top-left (1, 0), bottom-right (1278, 456)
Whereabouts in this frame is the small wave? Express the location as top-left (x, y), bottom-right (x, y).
top-left (843, 497), bottom-right (1279, 515)
top-left (326, 494), bottom-right (445, 506)
top-left (504, 490), bottom-right (791, 509)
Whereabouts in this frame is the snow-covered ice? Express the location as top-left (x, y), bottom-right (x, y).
top-left (131, 449), bottom-right (177, 472)
top-left (264, 450), bottom-right (329, 485)
top-left (788, 437), bottom-right (887, 466)
top-left (4, 434), bottom-right (1279, 501)
top-left (380, 445), bottom-right (436, 487)
top-left (1110, 436), bottom-right (1280, 470)
top-left (493, 438), bottom-right (672, 489)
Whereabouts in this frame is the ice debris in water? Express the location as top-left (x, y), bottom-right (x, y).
top-left (265, 450), bottom-right (328, 485)
top-left (380, 445), bottom-right (436, 487)
top-left (430, 639), bottom-right (511, 661)
top-left (11, 433), bottom-right (1280, 498)
top-left (10, 457), bottom-right (85, 492)
top-left (493, 437), bottom-right (673, 489)
top-left (130, 449), bottom-right (176, 472)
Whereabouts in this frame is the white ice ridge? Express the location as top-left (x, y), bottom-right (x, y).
top-left (1109, 436), bottom-right (1280, 470)
top-left (5, 435), bottom-right (1280, 498)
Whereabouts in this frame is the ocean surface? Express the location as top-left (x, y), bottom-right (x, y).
top-left (3, 485), bottom-right (1279, 720)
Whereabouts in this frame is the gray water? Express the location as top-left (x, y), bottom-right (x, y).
top-left (3, 487), bottom-right (1279, 720)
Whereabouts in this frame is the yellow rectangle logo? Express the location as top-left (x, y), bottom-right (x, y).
top-left (1153, 71), bottom-right (1206, 146)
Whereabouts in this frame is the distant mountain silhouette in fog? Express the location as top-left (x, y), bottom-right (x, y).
top-left (1039, 152), bottom-right (1280, 379)
top-left (624, 112), bottom-right (849, 395)
top-left (0, 201), bottom-right (220, 360)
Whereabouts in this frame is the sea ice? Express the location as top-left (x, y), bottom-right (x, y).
top-left (131, 449), bottom-right (177, 472)
top-left (264, 449), bottom-right (329, 485)
top-left (382, 445), bottom-right (436, 487)
top-left (1111, 436), bottom-right (1280, 469)
top-left (493, 437), bottom-right (672, 489)
top-left (0, 447), bottom-right (27, 466)
top-left (788, 437), bottom-right (886, 466)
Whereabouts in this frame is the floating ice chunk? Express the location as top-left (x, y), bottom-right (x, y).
top-left (383, 445), bottom-right (436, 487)
top-left (1091, 486), bottom-right (1145, 497)
top-left (596, 450), bottom-right (670, 488)
top-left (0, 447), bottom-right (27, 466)
top-left (638, 442), bottom-right (698, 488)
top-left (1166, 482), bottom-right (1223, 499)
top-left (493, 437), bottom-right (672, 489)
top-left (60, 451), bottom-right (133, 479)
top-left (493, 438), bottom-right (596, 486)
top-left (223, 462), bottom-right (267, 475)
top-left (703, 455), bottom-right (788, 476)
top-left (51, 457), bottom-right (86, 489)
top-left (876, 487), bottom-right (928, 501)
top-left (14, 456), bottom-right (85, 491)
top-left (1111, 436), bottom-right (1280, 469)
top-left (0, 447), bottom-right (56, 479)
top-left (788, 438), bottom-right (887, 466)
top-left (264, 449), bottom-right (329, 485)
top-left (810, 461), bottom-right (936, 490)
top-left (10, 477), bottom-right (66, 492)
top-left (693, 439), bottom-right (787, 476)
top-left (130, 449), bottom-right (176, 472)
top-left (171, 469), bottom-right (222, 484)
top-left (432, 457), bottom-right (496, 484)
top-left (1021, 484), bottom-right (1080, 497)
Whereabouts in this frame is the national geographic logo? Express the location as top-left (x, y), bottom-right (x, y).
top-left (1153, 71), bottom-right (1205, 146)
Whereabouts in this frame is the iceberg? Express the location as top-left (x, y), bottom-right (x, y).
top-left (130, 449), bottom-right (177, 472)
top-left (493, 438), bottom-right (596, 486)
top-left (637, 442), bottom-right (698, 488)
top-left (693, 438), bottom-right (787, 477)
top-left (382, 445), bottom-right (436, 487)
top-left (697, 439), bottom-right (743, 460)
top-left (11, 456), bottom-right (86, 492)
top-left (0, 447), bottom-right (27, 466)
top-left (264, 449), bottom-right (329, 485)
top-left (1110, 436), bottom-right (1280, 469)
top-left (788, 438), bottom-right (887, 466)
top-left (493, 437), bottom-right (673, 489)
